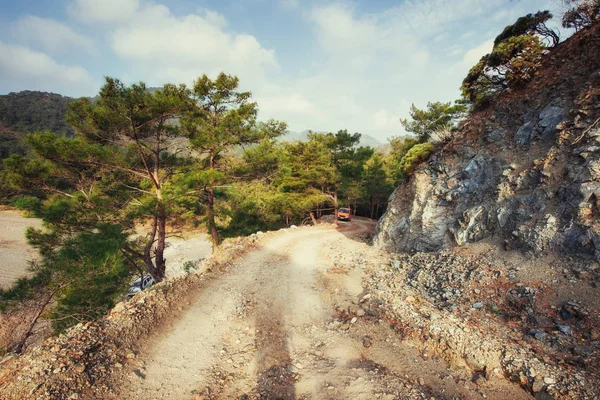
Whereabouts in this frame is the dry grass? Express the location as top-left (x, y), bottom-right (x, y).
top-left (0, 301), bottom-right (50, 357)
top-left (0, 311), bottom-right (31, 356)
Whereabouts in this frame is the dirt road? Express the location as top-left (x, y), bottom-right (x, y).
top-left (116, 221), bottom-right (530, 399)
top-left (0, 210), bottom-right (42, 289)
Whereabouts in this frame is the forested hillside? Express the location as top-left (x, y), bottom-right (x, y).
top-left (0, 91), bottom-right (74, 159)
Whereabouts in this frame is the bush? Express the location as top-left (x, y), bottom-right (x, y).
top-left (399, 143), bottom-right (435, 175)
top-left (183, 260), bottom-right (201, 275)
top-left (562, 0), bottom-right (600, 31)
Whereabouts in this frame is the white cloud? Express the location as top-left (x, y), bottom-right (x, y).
top-left (109, 4), bottom-right (278, 86)
top-left (0, 41), bottom-right (98, 96)
top-left (257, 93), bottom-right (317, 117)
top-left (13, 15), bottom-right (95, 54)
top-left (257, 0), bottom-right (554, 141)
top-left (373, 109), bottom-right (398, 131)
top-left (462, 39), bottom-right (494, 67)
top-left (68, 0), bottom-right (140, 23)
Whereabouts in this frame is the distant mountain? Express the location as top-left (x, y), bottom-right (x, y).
top-left (281, 130), bottom-right (382, 149)
top-left (0, 91), bottom-right (75, 159)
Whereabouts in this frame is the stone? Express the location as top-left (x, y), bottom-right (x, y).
top-left (532, 379), bottom-right (545, 393)
top-left (465, 354), bottom-right (485, 372)
top-left (472, 302), bottom-right (484, 310)
top-left (362, 337), bottom-right (372, 348)
top-left (573, 345), bottom-right (595, 356)
top-left (356, 309), bottom-right (366, 317)
top-left (544, 377), bottom-right (556, 385)
top-left (538, 105), bottom-right (565, 138)
top-left (528, 329), bottom-right (547, 341)
top-left (516, 121), bottom-right (535, 145)
top-left (557, 325), bottom-right (572, 335)
top-left (487, 128), bottom-right (507, 142)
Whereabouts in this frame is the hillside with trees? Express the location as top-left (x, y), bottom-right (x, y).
top-left (0, 91), bottom-right (74, 160)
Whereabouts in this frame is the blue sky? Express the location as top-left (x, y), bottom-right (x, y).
top-left (0, 0), bottom-right (563, 141)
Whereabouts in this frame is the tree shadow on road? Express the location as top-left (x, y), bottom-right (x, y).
top-left (252, 254), bottom-right (296, 400)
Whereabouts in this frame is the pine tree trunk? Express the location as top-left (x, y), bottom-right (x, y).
top-left (207, 152), bottom-right (219, 252)
top-left (207, 187), bottom-right (219, 251)
top-left (333, 190), bottom-right (339, 226)
top-left (155, 202), bottom-right (167, 281)
top-left (143, 214), bottom-right (158, 279)
top-left (309, 211), bottom-right (317, 226)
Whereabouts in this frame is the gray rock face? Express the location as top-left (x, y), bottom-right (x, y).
top-left (516, 121), bottom-right (536, 145)
top-left (538, 105), bottom-right (565, 139)
top-left (377, 87), bottom-right (600, 262)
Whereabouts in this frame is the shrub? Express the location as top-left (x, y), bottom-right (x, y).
top-left (562, 0), bottom-right (600, 31)
top-left (399, 143), bottom-right (435, 175)
top-left (183, 260), bottom-right (201, 275)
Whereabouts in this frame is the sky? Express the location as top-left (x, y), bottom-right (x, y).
top-left (0, 0), bottom-right (564, 142)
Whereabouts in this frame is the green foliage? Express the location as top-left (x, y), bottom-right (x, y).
top-left (183, 72), bottom-right (287, 246)
top-left (361, 154), bottom-right (394, 218)
top-left (0, 268), bottom-right (51, 311)
top-left (400, 102), bottom-right (466, 142)
top-left (461, 10), bottom-right (557, 111)
top-left (44, 224), bottom-right (131, 332)
top-left (0, 91), bottom-right (74, 136)
top-left (494, 11), bottom-right (558, 47)
top-left (462, 33), bottom-right (546, 111)
top-left (0, 91), bottom-right (74, 162)
top-left (562, 0), bottom-right (600, 31)
top-left (183, 260), bottom-right (201, 275)
top-left (399, 143), bottom-right (435, 175)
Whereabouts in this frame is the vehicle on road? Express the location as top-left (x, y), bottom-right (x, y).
top-left (127, 274), bottom-right (155, 297)
top-left (338, 207), bottom-right (352, 221)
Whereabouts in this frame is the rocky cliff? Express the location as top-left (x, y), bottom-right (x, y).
top-left (377, 24), bottom-right (600, 260)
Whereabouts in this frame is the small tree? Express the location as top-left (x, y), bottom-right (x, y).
top-left (494, 11), bottom-right (559, 47)
top-left (280, 137), bottom-right (336, 224)
top-left (361, 154), bottom-right (394, 219)
top-left (461, 35), bottom-right (546, 110)
top-left (400, 102), bottom-right (466, 142)
top-left (562, 0), bottom-right (600, 31)
top-left (183, 73), bottom-right (285, 249)
top-left (399, 143), bottom-right (435, 176)
top-left (320, 130), bottom-right (374, 221)
top-left (67, 78), bottom-right (192, 281)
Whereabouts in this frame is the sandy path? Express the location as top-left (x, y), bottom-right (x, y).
top-left (0, 210), bottom-right (42, 289)
top-left (117, 221), bottom-right (530, 400)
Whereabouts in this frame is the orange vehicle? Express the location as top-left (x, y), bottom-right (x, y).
top-left (338, 207), bottom-right (352, 221)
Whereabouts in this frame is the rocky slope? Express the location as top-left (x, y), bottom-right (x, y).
top-left (377, 23), bottom-right (600, 261)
